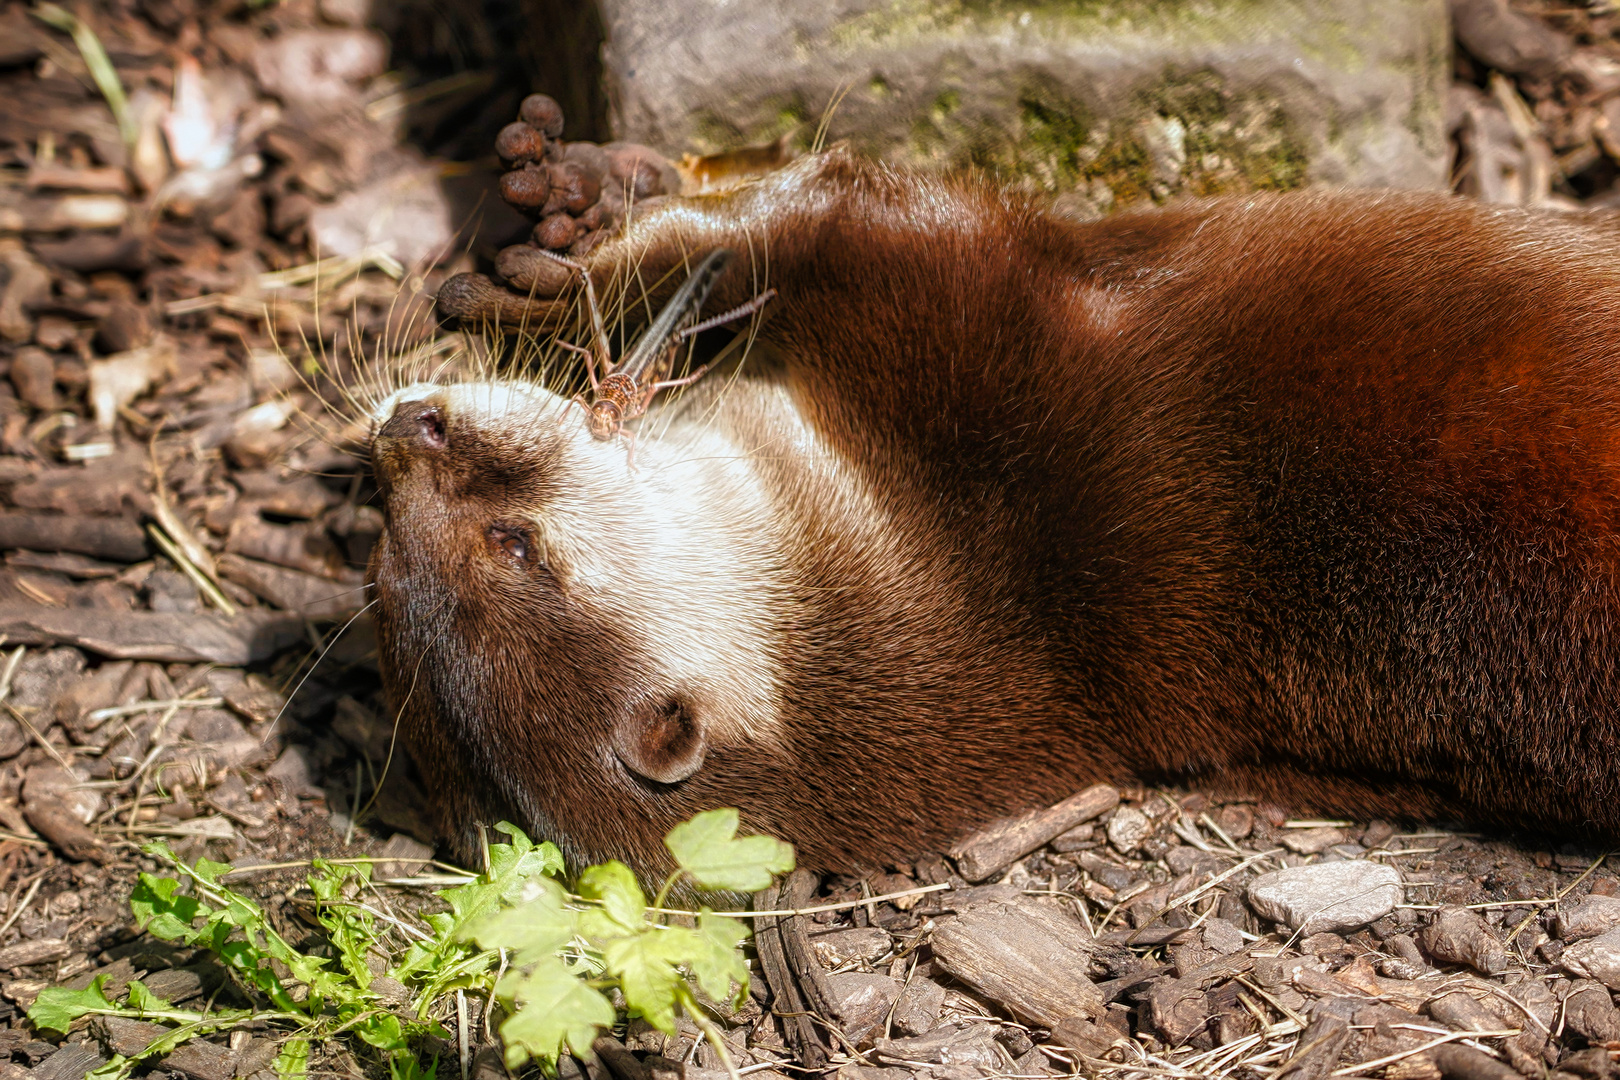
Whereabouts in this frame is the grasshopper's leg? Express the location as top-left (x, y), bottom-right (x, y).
top-left (538, 250), bottom-right (614, 379)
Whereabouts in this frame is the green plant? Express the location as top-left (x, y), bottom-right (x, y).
top-left (472, 809), bottom-right (794, 1072)
top-left (27, 810), bottom-right (793, 1080)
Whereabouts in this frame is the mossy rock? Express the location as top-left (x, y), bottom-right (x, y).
top-left (597, 0), bottom-right (1447, 202)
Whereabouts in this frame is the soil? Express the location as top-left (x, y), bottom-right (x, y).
top-left (0, 2), bottom-right (1617, 1079)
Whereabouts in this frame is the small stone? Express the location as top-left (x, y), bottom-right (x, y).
top-left (1106, 807), bottom-right (1151, 854)
top-left (21, 763), bottom-right (101, 824)
top-left (95, 300), bottom-right (151, 353)
top-left (183, 709), bottom-right (266, 770)
top-left (811, 926), bottom-right (892, 968)
top-left (1451, 0), bottom-right (1571, 77)
top-left (1299, 932), bottom-right (1351, 957)
top-left (828, 972), bottom-right (900, 1047)
top-left (1561, 927), bottom-right (1620, 991)
top-left (1555, 895), bottom-right (1620, 942)
top-left (1246, 861), bottom-right (1403, 934)
top-left (1279, 826), bottom-right (1346, 855)
top-left (1078, 851), bottom-right (1136, 892)
top-left (1361, 821), bottom-right (1396, 849)
top-left (890, 975), bottom-right (947, 1036)
top-left (1421, 906), bottom-right (1508, 975)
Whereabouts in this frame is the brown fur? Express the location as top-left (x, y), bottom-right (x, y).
top-left (373, 149), bottom-right (1620, 879)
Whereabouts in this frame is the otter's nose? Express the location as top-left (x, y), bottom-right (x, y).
top-left (377, 400), bottom-right (448, 450)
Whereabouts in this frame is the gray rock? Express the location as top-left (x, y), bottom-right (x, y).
top-left (1106, 807), bottom-right (1151, 854)
top-left (1555, 895), bottom-right (1620, 942)
top-left (1562, 927), bottom-right (1620, 991)
top-left (1246, 860), bottom-right (1402, 934)
top-left (598, 0), bottom-right (1447, 198)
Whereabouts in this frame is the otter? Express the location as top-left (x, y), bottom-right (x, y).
top-left (370, 149), bottom-right (1620, 880)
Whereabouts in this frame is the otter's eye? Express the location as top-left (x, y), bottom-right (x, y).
top-left (488, 524), bottom-right (529, 564)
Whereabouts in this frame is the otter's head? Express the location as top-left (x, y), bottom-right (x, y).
top-left (367, 381), bottom-right (787, 878)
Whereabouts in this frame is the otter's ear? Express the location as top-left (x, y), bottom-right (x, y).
top-left (611, 700), bottom-right (707, 784)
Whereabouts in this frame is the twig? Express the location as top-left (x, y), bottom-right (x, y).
top-left (683, 987), bottom-right (745, 1080)
top-left (0, 645), bottom-right (25, 703)
top-left (456, 988), bottom-right (470, 1080)
top-left (6, 702), bottom-right (72, 769)
top-left (218, 856), bottom-right (461, 878)
top-left (87, 696), bottom-right (225, 722)
top-left (1507, 851), bottom-right (1609, 955)
top-left (651, 880), bottom-right (951, 919)
top-left (0, 878), bottom-right (43, 939)
top-left (147, 525), bottom-right (237, 616)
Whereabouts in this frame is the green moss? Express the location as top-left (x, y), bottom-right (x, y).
top-left (689, 96), bottom-right (810, 155)
top-left (944, 67), bottom-right (1306, 204)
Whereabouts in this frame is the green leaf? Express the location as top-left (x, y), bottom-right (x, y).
top-left (130, 873), bottom-right (202, 939)
top-left (124, 978), bottom-right (171, 1014)
top-left (192, 857), bottom-right (235, 886)
top-left (686, 911), bottom-right (752, 1004)
top-left (664, 809), bottom-right (795, 892)
top-left (275, 1037), bottom-right (310, 1079)
top-left (577, 861), bottom-right (646, 933)
top-left (497, 957), bottom-right (616, 1066)
top-left (601, 930), bottom-right (685, 1033)
top-left (28, 975), bottom-right (113, 1035)
top-left (465, 877), bottom-right (572, 956)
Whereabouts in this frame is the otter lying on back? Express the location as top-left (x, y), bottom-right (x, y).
top-left (371, 149), bottom-right (1620, 878)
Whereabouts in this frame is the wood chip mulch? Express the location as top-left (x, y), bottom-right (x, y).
top-left (0, 0), bottom-right (1617, 1077)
